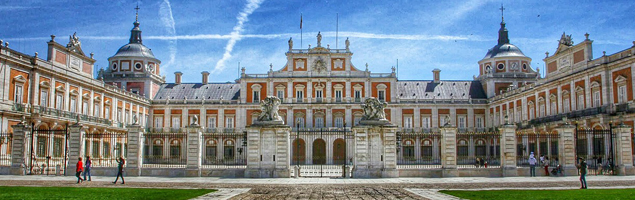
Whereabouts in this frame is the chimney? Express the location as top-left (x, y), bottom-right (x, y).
top-left (174, 71), bottom-right (183, 85)
top-left (201, 71), bottom-right (210, 84)
top-left (432, 69), bottom-right (441, 83)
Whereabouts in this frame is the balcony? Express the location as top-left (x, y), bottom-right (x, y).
top-left (296, 98), bottom-right (303, 103)
top-left (315, 97), bottom-right (323, 103)
top-left (32, 105), bottom-right (113, 126)
top-left (354, 98), bottom-right (362, 103)
top-left (335, 97), bottom-right (342, 103)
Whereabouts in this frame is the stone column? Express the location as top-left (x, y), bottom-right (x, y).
top-left (10, 123), bottom-right (28, 175)
top-left (185, 125), bottom-right (202, 177)
top-left (66, 123), bottom-right (85, 176)
top-left (440, 125), bottom-right (458, 177)
top-left (613, 123), bottom-right (633, 175)
top-left (245, 124), bottom-right (291, 178)
top-left (126, 124), bottom-right (144, 176)
top-left (499, 123), bottom-right (518, 176)
top-left (555, 123), bottom-right (577, 175)
top-left (352, 123), bottom-right (398, 178)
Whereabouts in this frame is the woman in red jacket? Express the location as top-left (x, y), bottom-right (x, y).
top-left (76, 157), bottom-right (84, 183)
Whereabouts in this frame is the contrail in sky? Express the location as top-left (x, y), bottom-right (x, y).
top-left (212, 0), bottom-right (265, 74)
top-left (159, 0), bottom-right (177, 70)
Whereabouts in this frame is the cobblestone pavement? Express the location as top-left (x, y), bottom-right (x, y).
top-left (1, 175), bottom-right (635, 199)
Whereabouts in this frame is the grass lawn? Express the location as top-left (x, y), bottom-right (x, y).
top-left (440, 189), bottom-right (635, 200)
top-left (0, 186), bottom-right (216, 200)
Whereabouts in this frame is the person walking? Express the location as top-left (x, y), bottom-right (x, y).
top-left (577, 158), bottom-right (588, 189)
top-left (84, 156), bottom-right (92, 181)
top-left (528, 152), bottom-right (537, 177)
top-left (543, 156), bottom-right (550, 176)
top-left (76, 157), bottom-right (84, 184)
top-left (113, 157), bottom-right (125, 184)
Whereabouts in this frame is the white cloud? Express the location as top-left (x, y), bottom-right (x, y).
top-left (159, 0), bottom-right (177, 70)
top-left (212, 0), bottom-right (265, 74)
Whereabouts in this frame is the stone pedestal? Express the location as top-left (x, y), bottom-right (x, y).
top-left (185, 125), bottom-right (202, 177)
top-left (125, 125), bottom-right (144, 176)
top-left (555, 124), bottom-right (577, 176)
top-left (440, 126), bottom-right (458, 177)
top-left (352, 123), bottom-right (398, 178)
top-left (65, 124), bottom-right (85, 175)
top-left (614, 124), bottom-right (634, 175)
top-left (10, 124), bottom-right (28, 175)
top-left (244, 123), bottom-right (291, 178)
top-left (499, 124), bottom-right (518, 177)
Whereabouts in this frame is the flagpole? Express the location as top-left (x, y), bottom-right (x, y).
top-left (336, 13), bottom-right (339, 49)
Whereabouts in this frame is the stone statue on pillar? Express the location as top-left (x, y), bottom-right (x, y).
top-left (345, 37), bottom-right (350, 51)
top-left (254, 96), bottom-right (284, 125)
top-left (317, 32), bottom-right (322, 47)
top-left (359, 97), bottom-right (390, 125)
top-left (288, 37), bottom-right (293, 50)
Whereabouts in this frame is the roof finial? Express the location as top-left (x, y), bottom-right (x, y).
top-left (135, 3), bottom-right (140, 22)
top-left (499, 4), bottom-right (505, 22)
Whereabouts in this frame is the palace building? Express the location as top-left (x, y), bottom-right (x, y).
top-left (1, 10), bottom-right (634, 177)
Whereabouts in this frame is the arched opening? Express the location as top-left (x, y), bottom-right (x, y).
top-left (312, 139), bottom-right (326, 164)
top-left (204, 139), bottom-right (217, 164)
top-left (333, 138), bottom-right (346, 165)
top-left (292, 139), bottom-right (306, 165)
top-left (224, 139), bottom-right (235, 160)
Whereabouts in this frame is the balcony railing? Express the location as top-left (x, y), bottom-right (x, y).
top-left (354, 98), bottom-right (361, 103)
top-left (31, 105), bottom-right (113, 126)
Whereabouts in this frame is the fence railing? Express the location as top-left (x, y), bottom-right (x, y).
top-left (0, 132), bottom-right (12, 166)
top-left (456, 132), bottom-right (501, 168)
top-left (516, 131), bottom-right (560, 167)
top-left (142, 132), bottom-right (188, 168)
top-left (397, 130), bottom-right (442, 168)
top-left (576, 129), bottom-right (617, 175)
top-left (202, 131), bottom-right (247, 167)
top-left (83, 132), bottom-right (128, 168)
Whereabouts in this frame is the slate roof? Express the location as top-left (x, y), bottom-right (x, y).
top-left (153, 83), bottom-right (240, 101)
top-left (111, 43), bottom-right (158, 60)
top-left (483, 43), bottom-right (527, 59)
top-left (396, 80), bottom-right (486, 100)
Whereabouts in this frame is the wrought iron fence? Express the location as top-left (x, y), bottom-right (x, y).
top-left (456, 132), bottom-right (501, 168)
top-left (0, 132), bottom-right (12, 166)
top-left (516, 131), bottom-right (560, 167)
top-left (83, 132), bottom-right (128, 168)
top-left (290, 127), bottom-right (353, 177)
top-left (26, 126), bottom-right (69, 175)
top-left (576, 128), bottom-right (617, 175)
top-left (142, 132), bottom-right (188, 168)
top-left (396, 129), bottom-right (442, 169)
top-left (201, 129), bottom-right (247, 168)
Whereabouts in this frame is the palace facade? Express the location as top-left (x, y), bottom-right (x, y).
top-left (1, 12), bottom-right (635, 176)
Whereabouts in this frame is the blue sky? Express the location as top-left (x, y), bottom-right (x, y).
top-left (1, 0), bottom-right (634, 83)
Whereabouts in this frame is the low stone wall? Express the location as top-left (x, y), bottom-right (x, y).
top-left (201, 168), bottom-right (245, 178)
top-left (399, 169), bottom-right (443, 177)
top-left (0, 166), bottom-right (10, 175)
top-left (141, 168), bottom-right (186, 177)
top-left (89, 167), bottom-right (120, 176)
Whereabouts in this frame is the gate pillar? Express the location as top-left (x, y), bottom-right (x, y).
top-left (440, 124), bottom-right (458, 177)
top-left (185, 125), bottom-right (202, 177)
top-left (245, 123), bottom-right (291, 178)
top-left (499, 122), bottom-right (518, 177)
top-left (126, 124), bottom-right (144, 176)
top-left (555, 122), bottom-right (577, 176)
top-left (10, 123), bottom-right (28, 175)
top-left (352, 122), bottom-right (398, 178)
top-left (613, 123), bottom-right (633, 175)
top-left (66, 123), bottom-right (85, 175)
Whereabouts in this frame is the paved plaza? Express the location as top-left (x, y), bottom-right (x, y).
top-left (1, 175), bottom-right (635, 199)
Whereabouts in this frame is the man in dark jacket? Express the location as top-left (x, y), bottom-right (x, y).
top-left (577, 158), bottom-right (587, 189)
top-left (113, 157), bottom-right (125, 184)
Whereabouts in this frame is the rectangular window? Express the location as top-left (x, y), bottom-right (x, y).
top-left (458, 116), bottom-right (466, 128)
top-left (439, 115), bottom-right (448, 126)
top-left (172, 116), bottom-right (181, 128)
top-left (92, 141), bottom-right (100, 158)
top-left (515, 108), bottom-right (521, 122)
top-left (207, 117), bottom-right (216, 128)
top-left (40, 90), bottom-right (48, 107)
top-left (315, 117), bottom-right (324, 128)
top-left (577, 94), bottom-right (585, 110)
top-left (53, 138), bottom-right (63, 157)
top-left (154, 116), bottom-right (163, 127)
top-left (295, 117), bottom-right (305, 127)
top-left (334, 117), bottom-right (344, 128)
top-left (404, 116), bottom-right (413, 128)
top-left (475, 117), bottom-right (483, 128)
top-left (14, 85), bottom-right (23, 103)
top-left (105, 106), bottom-right (110, 119)
top-left (253, 91), bottom-right (260, 102)
top-left (277, 90), bottom-right (284, 101)
top-left (56, 94), bottom-right (64, 110)
top-left (125, 112), bottom-right (130, 124)
top-left (225, 117), bottom-right (234, 128)
top-left (82, 101), bottom-right (89, 115)
top-left (315, 90), bottom-right (322, 102)
top-left (550, 101), bottom-right (557, 115)
top-left (529, 107), bottom-right (535, 119)
top-left (563, 98), bottom-right (570, 113)
top-left (378, 90), bottom-right (385, 102)
top-left (37, 137), bottom-right (47, 157)
top-left (422, 116), bottom-right (430, 128)
top-left (539, 104), bottom-right (545, 117)
top-left (354, 90), bottom-right (362, 102)
top-left (70, 97), bottom-right (77, 113)
top-left (335, 90), bottom-right (342, 102)
top-left (593, 91), bottom-right (601, 108)
top-left (94, 104), bottom-right (100, 117)
top-left (618, 85), bottom-right (627, 103)
top-left (296, 91), bottom-right (303, 102)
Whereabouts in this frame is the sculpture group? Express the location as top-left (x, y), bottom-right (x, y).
top-left (257, 96), bottom-right (283, 122)
top-left (361, 98), bottom-right (388, 121)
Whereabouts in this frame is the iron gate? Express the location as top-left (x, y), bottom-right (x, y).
top-left (27, 125), bottom-right (69, 175)
top-left (575, 128), bottom-right (617, 175)
top-left (290, 126), bottom-right (353, 177)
